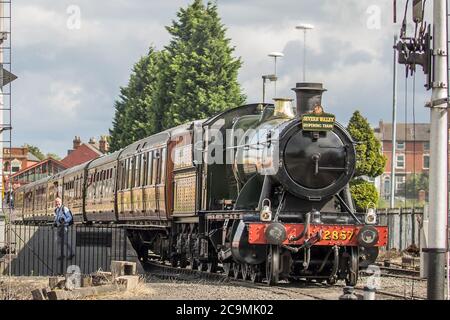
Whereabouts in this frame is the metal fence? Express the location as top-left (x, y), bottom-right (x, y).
top-left (1, 224), bottom-right (132, 276)
top-left (1, 208), bottom-right (441, 276)
top-left (377, 208), bottom-right (424, 251)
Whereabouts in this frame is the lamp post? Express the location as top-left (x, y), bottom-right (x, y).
top-left (262, 75), bottom-right (277, 104)
top-left (295, 23), bottom-right (314, 81)
top-left (268, 52), bottom-right (284, 97)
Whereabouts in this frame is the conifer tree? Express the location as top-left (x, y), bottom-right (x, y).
top-left (347, 111), bottom-right (386, 210)
top-left (160, 0), bottom-right (245, 128)
top-left (347, 111), bottom-right (386, 178)
top-left (109, 48), bottom-right (161, 151)
top-left (110, 1), bottom-right (245, 150)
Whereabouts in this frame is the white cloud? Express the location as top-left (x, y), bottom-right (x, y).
top-left (11, 0), bottom-right (431, 157)
top-left (46, 82), bottom-right (82, 116)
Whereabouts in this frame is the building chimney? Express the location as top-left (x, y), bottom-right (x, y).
top-left (292, 83), bottom-right (327, 117)
top-left (89, 137), bottom-right (97, 145)
top-left (73, 136), bottom-right (81, 150)
top-left (99, 136), bottom-right (109, 154)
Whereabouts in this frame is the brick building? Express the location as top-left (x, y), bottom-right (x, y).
top-left (375, 121), bottom-right (436, 201)
top-left (2, 147), bottom-right (40, 175)
top-left (61, 136), bottom-right (109, 168)
top-left (2, 147), bottom-right (41, 193)
top-left (9, 158), bottom-right (67, 187)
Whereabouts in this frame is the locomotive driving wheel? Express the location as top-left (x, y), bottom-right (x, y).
top-left (266, 245), bottom-right (280, 285)
top-left (346, 247), bottom-right (359, 286)
top-left (232, 263), bottom-right (241, 280)
top-left (197, 262), bottom-right (207, 272)
top-left (241, 264), bottom-right (250, 280)
top-left (250, 265), bottom-right (262, 283)
top-left (207, 261), bottom-right (217, 273)
top-left (222, 263), bottom-right (232, 277)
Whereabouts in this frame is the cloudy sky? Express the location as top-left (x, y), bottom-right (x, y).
top-left (9, 0), bottom-right (432, 157)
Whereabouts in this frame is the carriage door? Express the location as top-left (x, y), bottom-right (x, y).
top-left (154, 149), bottom-right (161, 220)
top-left (158, 147), bottom-right (167, 219)
top-left (118, 160), bottom-right (125, 215)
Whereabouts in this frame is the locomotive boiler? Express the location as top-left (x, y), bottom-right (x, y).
top-left (13, 82), bottom-right (388, 286)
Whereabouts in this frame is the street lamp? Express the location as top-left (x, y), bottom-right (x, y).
top-left (295, 23), bottom-right (314, 81)
top-left (262, 74), bottom-right (277, 103)
top-left (268, 52), bottom-right (284, 97)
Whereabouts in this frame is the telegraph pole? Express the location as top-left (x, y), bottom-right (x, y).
top-left (426, 0), bottom-right (448, 300)
top-left (390, 34), bottom-right (398, 209)
top-left (0, 0), bottom-right (4, 224)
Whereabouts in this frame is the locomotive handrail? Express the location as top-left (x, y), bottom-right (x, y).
top-left (335, 193), bottom-right (362, 224)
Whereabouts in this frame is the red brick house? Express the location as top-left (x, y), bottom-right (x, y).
top-left (3, 147), bottom-right (40, 175)
top-left (375, 122), bottom-right (438, 200)
top-left (61, 136), bottom-right (109, 168)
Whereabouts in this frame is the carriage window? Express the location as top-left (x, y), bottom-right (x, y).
top-left (143, 152), bottom-right (148, 186)
top-left (146, 151), bottom-right (153, 186)
top-left (122, 161), bottom-right (127, 190)
top-left (147, 151), bottom-right (153, 186)
top-left (140, 153), bottom-right (145, 187)
top-left (135, 154), bottom-right (141, 188)
top-left (128, 157), bottom-right (133, 189)
top-left (124, 160), bottom-right (128, 189)
top-left (122, 161), bottom-right (127, 189)
top-left (160, 148), bottom-right (166, 183)
top-left (152, 150), bottom-right (159, 185)
top-left (117, 163), bottom-right (122, 190)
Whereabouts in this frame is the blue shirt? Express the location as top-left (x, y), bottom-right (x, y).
top-left (54, 205), bottom-right (72, 227)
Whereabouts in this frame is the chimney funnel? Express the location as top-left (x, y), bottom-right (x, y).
top-left (292, 83), bottom-right (327, 117)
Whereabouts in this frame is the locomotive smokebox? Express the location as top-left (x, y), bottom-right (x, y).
top-left (292, 83), bottom-right (327, 117)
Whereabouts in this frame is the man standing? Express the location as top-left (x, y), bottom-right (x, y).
top-left (54, 197), bottom-right (74, 260)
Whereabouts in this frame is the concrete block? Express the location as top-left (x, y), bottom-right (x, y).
top-left (48, 284), bottom-right (123, 300)
top-left (31, 289), bottom-right (46, 300)
top-left (116, 275), bottom-right (140, 290)
top-left (111, 260), bottom-right (136, 278)
top-left (49, 277), bottom-right (61, 290)
top-left (49, 277), bottom-right (66, 290)
top-left (81, 276), bottom-right (92, 287)
top-left (402, 256), bottom-right (420, 267)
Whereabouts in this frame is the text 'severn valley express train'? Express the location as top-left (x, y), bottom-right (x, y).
top-left (14, 83), bottom-right (388, 285)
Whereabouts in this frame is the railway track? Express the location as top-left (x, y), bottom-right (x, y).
top-left (375, 266), bottom-right (423, 281)
top-left (143, 260), bottom-right (421, 300)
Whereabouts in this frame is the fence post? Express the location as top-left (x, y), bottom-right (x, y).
top-left (411, 208), bottom-right (416, 246)
top-left (59, 226), bottom-right (64, 275)
top-left (420, 205), bottom-right (429, 279)
top-left (399, 208), bottom-right (403, 251)
top-left (387, 209), bottom-right (391, 251)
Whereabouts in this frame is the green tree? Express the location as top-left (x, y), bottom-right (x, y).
top-left (347, 111), bottom-right (386, 178)
top-left (405, 173), bottom-right (429, 199)
top-left (23, 144), bottom-right (45, 161)
top-left (350, 179), bottom-right (380, 211)
top-left (347, 111), bottom-right (386, 209)
top-left (159, 0), bottom-right (245, 128)
top-left (46, 153), bottom-right (61, 161)
top-left (109, 47), bottom-right (162, 152)
top-left (109, 1), bottom-right (245, 150)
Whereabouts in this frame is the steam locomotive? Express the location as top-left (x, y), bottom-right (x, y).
top-left (13, 82), bottom-right (387, 285)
